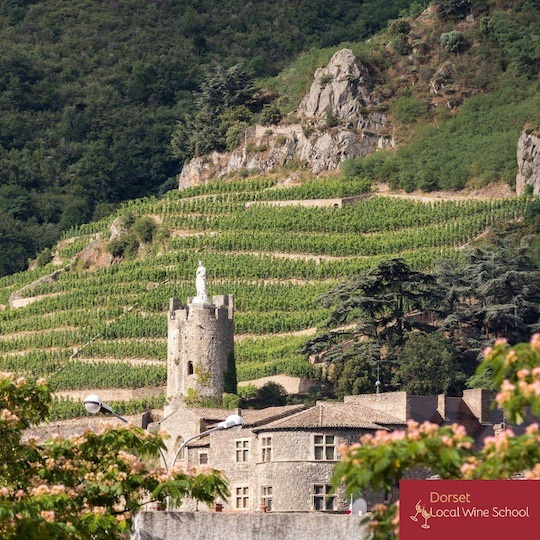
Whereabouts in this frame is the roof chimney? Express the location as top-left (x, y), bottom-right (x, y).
top-left (437, 394), bottom-right (448, 421)
top-left (462, 389), bottom-right (491, 424)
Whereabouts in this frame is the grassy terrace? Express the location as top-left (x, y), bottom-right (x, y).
top-left (0, 175), bottom-right (531, 418)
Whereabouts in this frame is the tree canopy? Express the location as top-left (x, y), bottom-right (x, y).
top-left (306, 246), bottom-right (540, 397)
top-left (0, 375), bottom-right (228, 539)
top-left (305, 258), bottom-right (443, 397)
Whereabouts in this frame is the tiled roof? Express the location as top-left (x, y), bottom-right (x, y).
top-left (241, 405), bottom-right (306, 427)
top-left (253, 402), bottom-right (405, 431)
top-left (186, 404), bottom-right (306, 427)
top-left (186, 435), bottom-right (210, 448)
top-left (184, 407), bottom-right (229, 422)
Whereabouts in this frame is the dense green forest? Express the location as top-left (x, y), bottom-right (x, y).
top-left (0, 0), bottom-right (417, 277)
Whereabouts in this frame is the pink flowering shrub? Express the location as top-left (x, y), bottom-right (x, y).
top-left (481, 334), bottom-right (540, 423)
top-left (333, 335), bottom-right (540, 540)
top-left (0, 375), bottom-right (228, 539)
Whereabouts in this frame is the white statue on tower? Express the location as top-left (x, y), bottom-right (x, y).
top-left (193, 260), bottom-right (211, 305)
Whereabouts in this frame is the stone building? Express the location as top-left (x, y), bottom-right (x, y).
top-left (161, 263), bottom-right (532, 513)
top-left (162, 388), bottom-right (516, 513)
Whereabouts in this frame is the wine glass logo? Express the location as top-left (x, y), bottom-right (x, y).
top-left (421, 506), bottom-right (432, 529)
top-left (410, 500), bottom-right (423, 522)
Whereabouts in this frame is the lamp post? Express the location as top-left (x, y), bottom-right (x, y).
top-left (169, 412), bottom-right (244, 469)
top-left (83, 394), bottom-right (244, 509)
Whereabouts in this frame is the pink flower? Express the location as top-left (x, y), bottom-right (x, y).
top-left (451, 424), bottom-right (467, 438)
top-left (32, 484), bottom-right (50, 496)
top-left (504, 350), bottom-right (519, 365)
top-left (525, 464), bottom-right (540, 479)
top-left (40, 511), bottom-right (55, 522)
top-left (530, 333), bottom-right (540, 349)
top-left (441, 435), bottom-right (453, 447)
top-left (460, 462), bottom-right (476, 479)
top-left (1, 409), bottom-right (19, 425)
top-left (419, 422), bottom-right (439, 435)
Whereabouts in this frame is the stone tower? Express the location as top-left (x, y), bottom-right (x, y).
top-left (167, 264), bottom-right (234, 401)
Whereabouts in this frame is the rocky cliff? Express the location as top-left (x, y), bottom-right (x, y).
top-left (179, 49), bottom-right (393, 189)
top-left (516, 130), bottom-right (540, 196)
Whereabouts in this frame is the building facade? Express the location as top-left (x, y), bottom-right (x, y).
top-left (162, 274), bottom-right (535, 513)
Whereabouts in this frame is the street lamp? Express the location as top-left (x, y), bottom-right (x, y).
top-left (169, 412), bottom-right (244, 469)
top-left (83, 394), bottom-right (244, 509)
top-left (84, 394), bottom-right (129, 423)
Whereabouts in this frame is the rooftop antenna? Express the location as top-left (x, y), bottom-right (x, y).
top-left (375, 362), bottom-right (381, 395)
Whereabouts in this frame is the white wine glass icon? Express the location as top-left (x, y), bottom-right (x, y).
top-left (421, 506), bottom-right (432, 529)
top-left (410, 500), bottom-right (422, 522)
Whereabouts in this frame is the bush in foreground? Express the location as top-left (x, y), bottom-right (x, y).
top-left (0, 376), bottom-right (228, 539)
top-left (333, 335), bottom-right (540, 539)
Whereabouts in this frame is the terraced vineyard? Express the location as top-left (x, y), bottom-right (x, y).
top-left (0, 175), bottom-right (531, 419)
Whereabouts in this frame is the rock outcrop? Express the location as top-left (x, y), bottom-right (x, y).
top-left (297, 48), bottom-right (386, 132)
top-left (179, 49), bottom-right (393, 189)
top-left (516, 130), bottom-right (540, 195)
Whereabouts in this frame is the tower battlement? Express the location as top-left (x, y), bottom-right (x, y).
top-left (169, 295), bottom-right (234, 322)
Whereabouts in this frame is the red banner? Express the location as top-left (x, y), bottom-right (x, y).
top-left (400, 480), bottom-right (540, 540)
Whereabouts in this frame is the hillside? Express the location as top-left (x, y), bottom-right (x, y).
top-left (0, 171), bottom-right (533, 419)
top-left (0, 0), bottom-right (416, 277)
top-left (1, 0), bottom-right (539, 419)
top-left (177, 1), bottom-right (539, 190)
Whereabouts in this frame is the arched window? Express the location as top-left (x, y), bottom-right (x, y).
top-left (188, 361), bottom-right (194, 375)
top-left (174, 436), bottom-right (185, 460)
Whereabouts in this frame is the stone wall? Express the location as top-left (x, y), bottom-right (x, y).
top-left (132, 512), bottom-right (367, 540)
top-left (238, 374), bottom-right (319, 394)
top-left (344, 391), bottom-right (409, 421)
top-left (25, 413), bottom-right (149, 441)
top-left (54, 387), bottom-right (164, 402)
top-left (244, 195), bottom-right (370, 209)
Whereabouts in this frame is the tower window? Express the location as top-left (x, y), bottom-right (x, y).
top-left (174, 437), bottom-right (185, 460)
top-left (261, 486), bottom-right (273, 511)
top-left (261, 436), bottom-right (272, 462)
top-left (188, 361), bottom-right (194, 375)
top-left (235, 486), bottom-right (249, 509)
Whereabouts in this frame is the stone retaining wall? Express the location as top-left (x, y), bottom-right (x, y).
top-left (132, 512), bottom-right (366, 540)
top-left (244, 195), bottom-right (369, 209)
